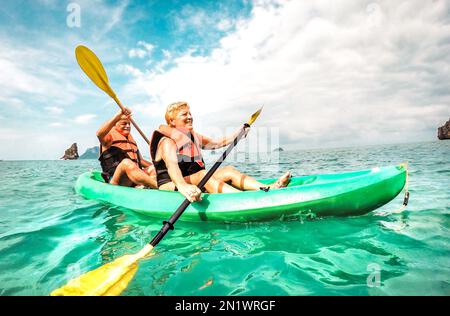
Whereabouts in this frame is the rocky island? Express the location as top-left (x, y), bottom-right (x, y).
top-left (60, 145), bottom-right (101, 160)
top-left (60, 143), bottom-right (79, 160)
top-left (437, 118), bottom-right (450, 140)
top-left (79, 146), bottom-right (99, 159)
top-left (273, 147), bottom-right (284, 152)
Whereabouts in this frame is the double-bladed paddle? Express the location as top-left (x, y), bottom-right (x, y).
top-left (51, 107), bottom-right (261, 296)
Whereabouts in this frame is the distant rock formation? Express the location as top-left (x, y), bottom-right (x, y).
top-left (438, 118), bottom-right (450, 140)
top-left (60, 143), bottom-right (79, 160)
top-left (80, 146), bottom-right (99, 159)
top-left (273, 147), bottom-right (284, 152)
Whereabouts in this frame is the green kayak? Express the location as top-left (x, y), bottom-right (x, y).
top-left (75, 164), bottom-right (407, 222)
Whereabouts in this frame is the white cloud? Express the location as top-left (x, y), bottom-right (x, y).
top-left (128, 41), bottom-right (155, 59)
top-left (0, 129), bottom-right (67, 160)
top-left (162, 49), bottom-right (171, 59)
top-left (74, 114), bottom-right (97, 125)
top-left (137, 41), bottom-right (155, 52)
top-left (125, 0), bottom-right (450, 147)
top-left (91, 0), bottom-right (130, 41)
top-left (0, 0), bottom-right (145, 159)
top-left (0, 0), bottom-right (448, 160)
top-left (0, 96), bottom-right (24, 108)
top-left (45, 106), bottom-right (64, 115)
top-left (129, 48), bottom-right (147, 59)
top-left (117, 64), bottom-right (143, 77)
top-left (173, 5), bottom-right (237, 35)
top-left (0, 42), bottom-right (83, 106)
top-left (0, 128), bottom-right (24, 141)
top-left (0, 55), bottom-right (48, 97)
top-left (217, 19), bottom-right (233, 31)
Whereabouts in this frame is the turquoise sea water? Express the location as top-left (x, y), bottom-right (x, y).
top-left (0, 141), bottom-right (449, 296)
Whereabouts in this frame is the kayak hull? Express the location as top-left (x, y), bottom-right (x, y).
top-left (75, 165), bottom-right (407, 222)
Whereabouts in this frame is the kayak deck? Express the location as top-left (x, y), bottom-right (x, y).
top-left (75, 165), bottom-right (407, 222)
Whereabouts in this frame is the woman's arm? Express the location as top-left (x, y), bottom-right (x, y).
top-left (160, 138), bottom-right (202, 202)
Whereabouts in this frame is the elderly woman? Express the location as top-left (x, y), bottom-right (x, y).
top-left (150, 102), bottom-right (291, 202)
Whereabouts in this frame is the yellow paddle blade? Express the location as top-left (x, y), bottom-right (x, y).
top-left (51, 244), bottom-right (154, 296)
top-left (246, 106), bottom-right (263, 126)
top-left (51, 255), bottom-right (139, 296)
top-left (75, 45), bottom-right (116, 98)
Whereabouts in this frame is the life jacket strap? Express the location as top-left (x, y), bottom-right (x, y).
top-left (111, 139), bottom-right (137, 146)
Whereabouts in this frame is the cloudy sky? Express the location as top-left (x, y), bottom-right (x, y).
top-left (0, 0), bottom-right (448, 160)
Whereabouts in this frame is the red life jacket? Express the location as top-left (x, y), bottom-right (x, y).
top-left (158, 125), bottom-right (204, 167)
top-left (99, 128), bottom-right (142, 181)
top-left (150, 125), bottom-right (205, 187)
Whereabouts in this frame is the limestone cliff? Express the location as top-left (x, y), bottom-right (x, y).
top-left (437, 118), bottom-right (450, 140)
top-left (79, 146), bottom-right (99, 159)
top-left (60, 143), bottom-right (79, 160)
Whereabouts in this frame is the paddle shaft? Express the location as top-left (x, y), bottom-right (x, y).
top-left (112, 96), bottom-right (150, 145)
top-left (149, 123), bottom-right (250, 247)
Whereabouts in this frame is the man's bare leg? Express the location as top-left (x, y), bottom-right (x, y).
top-left (110, 159), bottom-right (158, 188)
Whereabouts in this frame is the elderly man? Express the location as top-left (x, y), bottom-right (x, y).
top-left (97, 107), bottom-right (157, 188)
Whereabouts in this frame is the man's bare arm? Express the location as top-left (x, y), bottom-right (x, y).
top-left (96, 108), bottom-right (131, 146)
top-left (139, 153), bottom-right (152, 168)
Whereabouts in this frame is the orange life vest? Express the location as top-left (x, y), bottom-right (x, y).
top-left (99, 128), bottom-right (142, 181)
top-left (100, 127), bottom-right (140, 161)
top-left (150, 125), bottom-right (205, 187)
top-left (157, 125), bottom-right (204, 166)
